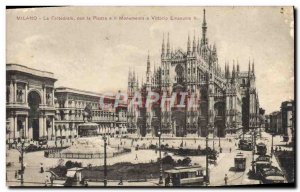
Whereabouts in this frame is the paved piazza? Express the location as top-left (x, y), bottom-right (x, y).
top-left (6, 131), bottom-right (288, 186)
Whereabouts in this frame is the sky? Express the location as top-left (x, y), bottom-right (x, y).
top-left (6, 6), bottom-right (294, 114)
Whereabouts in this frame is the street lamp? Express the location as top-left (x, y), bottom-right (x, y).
top-left (15, 135), bottom-right (26, 186)
top-left (271, 132), bottom-right (274, 158)
top-left (158, 130), bottom-right (163, 184)
top-left (212, 126), bottom-right (215, 151)
top-left (251, 130), bottom-right (256, 173)
top-left (103, 135), bottom-right (107, 186)
top-left (205, 134), bottom-right (209, 184)
top-left (20, 138), bottom-right (25, 186)
top-left (218, 127), bottom-right (221, 147)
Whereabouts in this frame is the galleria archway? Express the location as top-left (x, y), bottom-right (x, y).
top-left (28, 91), bottom-right (41, 140)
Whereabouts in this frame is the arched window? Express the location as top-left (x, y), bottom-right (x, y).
top-left (175, 64), bottom-right (184, 84)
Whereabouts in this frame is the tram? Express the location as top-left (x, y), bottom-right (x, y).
top-left (256, 143), bottom-right (267, 156)
top-left (234, 152), bottom-right (246, 171)
top-left (164, 166), bottom-right (206, 186)
top-left (238, 139), bottom-right (253, 151)
top-left (255, 155), bottom-right (271, 174)
top-left (259, 166), bottom-right (286, 184)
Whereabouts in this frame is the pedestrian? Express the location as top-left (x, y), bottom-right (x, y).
top-left (40, 163), bottom-right (44, 173)
top-left (135, 154), bottom-right (138, 160)
top-left (15, 170), bottom-right (18, 179)
top-left (19, 156), bottom-right (21, 163)
top-left (119, 176), bottom-right (123, 185)
top-left (165, 175), bottom-right (170, 186)
top-left (230, 147), bottom-right (232, 153)
top-left (224, 174), bottom-right (228, 185)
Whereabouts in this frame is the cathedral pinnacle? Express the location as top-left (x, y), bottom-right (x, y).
top-left (161, 33), bottom-right (165, 58)
top-left (167, 32), bottom-right (170, 56)
top-left (187, 33), bottom-right (191, 54)
top-left (201, 9), bottom-right (207, 45)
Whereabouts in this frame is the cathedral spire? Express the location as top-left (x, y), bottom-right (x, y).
top-left (232, 61), bottom-right (236, 80)
top-left (166, 32), bottom-right (170, 57)
top-left (147, 51), bottom-right (151, 73)
top-left (225, 62), bottom-right (229, 79)
top-left (213, 43), bottom-right (216, 53)
top-left (201, 9), bottom-right (208, 45)
top-left (237, 59), bottom-right (240, 73)
top-left (132, 67), bottom-right (136, 82)
top-left (197, 36), bottom-right (200, 53)
top-left (252, 60), bottom-right (255, 73)
top-left (224, 62), bottom-right (227, 78)
top-left (128, 67), bottom-right (131, 82)
top-left (187, 33), bottom-right (191, 54)
top-left (193, 30), bottom-right (196, 53)
top-left (161, 33), bottom-right (165, 58)
top-left (248, 58), bottom-right (251, 77)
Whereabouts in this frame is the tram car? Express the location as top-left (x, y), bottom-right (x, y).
top-left (234, 152), bottom-right (246, 171)
top-left (256, 143), bottom-right (267, 156)
top-left (255, 155), bottom-right (271, 174)
top-left (259, 166), bottom-right (286, 184)
top-left (164, 166), bottom-right (206, 186)
top-left (238, 139), bottom-right (253, 151)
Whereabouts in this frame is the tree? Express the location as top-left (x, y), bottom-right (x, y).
top-left (162, 155), bottom-right (175, 165)
top-left (181, 157), bottom-right (191, 166)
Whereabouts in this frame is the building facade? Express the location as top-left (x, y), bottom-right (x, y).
top-left (268, 100), bottom-right (294, 142)
top-left (6, 64), bottom-right (127, 142)
top-left (6, 64), bottom-right (56, 142)
top-left (54, 87), bottom-right (127, 139)
top-left (281, 100), bottom-right (294, 138)
top-left (127, 9), bottom-right (260, 137)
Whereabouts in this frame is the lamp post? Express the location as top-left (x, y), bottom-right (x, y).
top-left (212, 126), bottom-right (215, 151)
top-left (103, 135), bottom-right (107, 187)
top-left (20, 139), bottom-right (25, 186)
top-left (218, 127), bottom-right (221, 147)
top-left (205, 134), bottom-right (209, 184)
top-left (15, 134), bottom-right (26, 186)
top-left (158, 130), bottom-right (163, 184)
top-left (271, 132), bottom-right (274, 158)
top-left (251, 130), bottom-right (256, 173)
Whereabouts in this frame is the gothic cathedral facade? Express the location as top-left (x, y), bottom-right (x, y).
top-left (127, 10), bottom-right (260, 137)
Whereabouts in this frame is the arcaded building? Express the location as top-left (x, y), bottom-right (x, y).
top-left (54, 87), bottom-right (127, 139)
top-left (6, 64), bottom-right (127, 142)
top-left (6, 64), bottom-right (56, 142)
top-left (127, 10), bottom-right (260, 137)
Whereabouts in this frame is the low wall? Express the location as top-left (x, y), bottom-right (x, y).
top-left (44, 148), bottom-right (131, 159)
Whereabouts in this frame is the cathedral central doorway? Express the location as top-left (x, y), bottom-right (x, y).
top-left (172, 110), bottom-right (186, 137)
top-left (28, 91), bottom-right (41, 141)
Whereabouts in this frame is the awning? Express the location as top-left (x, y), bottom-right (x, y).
top-left (66, 170), bottom-right (76, 178)
top-left (265, 176), bottom-right (285, 181)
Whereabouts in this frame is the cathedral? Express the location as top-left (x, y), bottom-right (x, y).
top-left (127, 9), bottom-right (260, 137)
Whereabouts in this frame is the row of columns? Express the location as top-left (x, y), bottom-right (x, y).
top-left (8, 81), bottom-right (28, 104)
top-left (7, 113), bottom-right (55, 141)
top-left (8, 80), bottom-right (55, 106)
